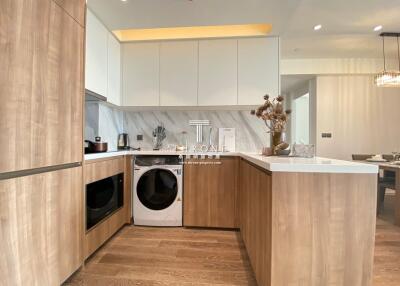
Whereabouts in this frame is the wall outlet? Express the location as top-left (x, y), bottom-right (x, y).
top-left (321, 133), bottom-right (332, 138)
top-left (137, 134), bottom-right (143, 141)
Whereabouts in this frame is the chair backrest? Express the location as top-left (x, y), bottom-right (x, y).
top-left (352, 154), bottom-right (373, 160)
top-left (382, 154), bottom-right (395, 161)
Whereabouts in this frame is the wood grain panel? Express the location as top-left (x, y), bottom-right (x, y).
top-left (396, 170), bottom-right (400, 226)
top-left (124, 156), bottom-right (133, 222)
top-left (183, 157), bottom-right (239, 228)
top-left (271, 172), bottom-right (377, 286)
top-left (0, 167), bottom-right (83, 286)
top-left (0, 0), bottom-right (84, 173)
top-left (66, 217), bottom-right (399, 286)
top-left (66, 226), bottom-right (257, 285)
top-left (84, 156), bottom-right (132, 259)
top-left (239, 159), bottom-right (272, 286)
top-left (84, 156), bottom-right (125, 184)
top-left (84, 208), bottom-right (129, 259)
top-left (53, 0), bottom-right (86, 26)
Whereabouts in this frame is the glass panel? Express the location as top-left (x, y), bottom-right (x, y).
top-left (137, 169), bottom-right (178, 210)
top-left (87, 177), bottom-right (115, 209)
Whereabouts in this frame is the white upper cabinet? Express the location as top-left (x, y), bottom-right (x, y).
top-left (107, 34), bottom-right (121, 106)
top-left (118, 37), bottom-right (279, 107)
top-left (122, 42), bottom-right (160, 106)
top-left (85, 9), bottom-right (108, 97)
top-left (160, 41), bottom-right (198, 106)
top-left (198, 39), bottom-right (238, 106)
top-left (238, 37), bottom-right (279, 105)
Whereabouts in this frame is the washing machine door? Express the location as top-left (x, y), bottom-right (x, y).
top-left (136, 168), bottom-right (178, 211)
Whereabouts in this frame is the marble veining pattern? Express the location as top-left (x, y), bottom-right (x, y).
top-left (98, 104), bottom-right (124, 151)
top-left (124, 110), bottom-right (268, 152)
top-left (85, 102), bottom-right (99, 142)
top-left (85, 103), bottom-right (270, 152)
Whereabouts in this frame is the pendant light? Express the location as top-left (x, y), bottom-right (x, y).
top-left (375, 32), bottom-right (400, 87)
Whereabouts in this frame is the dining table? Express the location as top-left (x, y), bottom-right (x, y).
top-left (362, 160), bottom-right (400, 226)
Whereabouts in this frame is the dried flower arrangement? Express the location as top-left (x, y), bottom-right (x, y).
top-left (251, 94), bottom-right (291, 155)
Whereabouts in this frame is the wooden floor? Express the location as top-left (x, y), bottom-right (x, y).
top-left (373, 193), bottom-right (400, 286)
top-left (65, 195), bottom-right (400, 286)
top-left (65, 227), bottom-right (256, 285)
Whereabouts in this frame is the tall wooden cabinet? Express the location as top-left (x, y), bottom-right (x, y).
top-left (183, 157), bottom-right (239, 228)
top-left (0, 167), bottom-right (83, 285)
top-left (0, 0), bottom-right (85, 285)
top-left (0, 0), bottom-right (84, 173)
top-left (53, 0), bottom-right (86, 26)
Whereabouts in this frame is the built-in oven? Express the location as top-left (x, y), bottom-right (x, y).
top-left (86, 173), bottom-right (124, 230)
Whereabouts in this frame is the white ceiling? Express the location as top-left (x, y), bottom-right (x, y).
top-left (88, 0), bottom-right (400, 59)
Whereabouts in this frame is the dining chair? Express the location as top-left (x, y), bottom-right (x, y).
top-left (352, 154), bottom-right (396, 214)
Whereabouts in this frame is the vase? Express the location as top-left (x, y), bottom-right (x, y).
top-left (270, 131), bottom-right (286, 155)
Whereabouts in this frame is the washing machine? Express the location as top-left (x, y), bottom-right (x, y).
top-left (133, 155), bottom-right (183, 226)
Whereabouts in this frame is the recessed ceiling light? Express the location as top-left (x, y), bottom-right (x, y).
top-left (121, 0), bottom-right (127, 2)
top-left (314, 24), bottom-right (322, 31)
top-left (374, 25), bottom-right (383, 32)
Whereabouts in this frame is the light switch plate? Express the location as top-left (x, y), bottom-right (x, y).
top-left (321, 133), bottom-right (332, 138)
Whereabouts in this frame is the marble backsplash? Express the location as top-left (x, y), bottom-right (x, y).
top-left (85, 103), bottom-right (269, 152)
top-left (85, 102), bottom-right (124, 151)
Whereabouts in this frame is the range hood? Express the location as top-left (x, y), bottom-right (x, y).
top-left (85, 89), bottom-right (106, 102)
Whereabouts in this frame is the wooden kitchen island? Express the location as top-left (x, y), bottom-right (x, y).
top-left (237, 155), bottom-right (378, 286)
top-left (83, 151), bottom-right (379, 286)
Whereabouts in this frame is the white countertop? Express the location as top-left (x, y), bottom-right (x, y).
top-left (84, 150), bottom-right (378, 174)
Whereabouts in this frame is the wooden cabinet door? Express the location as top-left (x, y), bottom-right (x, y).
top-left (122, 42), bottom-right (160, 106)
top-left (0, 0), bottom-right (84, 173)
top-left (0, 166), bottom-right (83, 285)
top-left (238, 37), bottom-right (279, 105)
top-left (198, 39), bottom-right (238, 106)
top-left (239, 159), bottom-right (272, 286)
top-left (85, 9), bottom-right (108, 97)
top-left (160, 41), bottom-right (198, 106)
top-left (53, 0), bottom-right (86, 26)
top-left (183, 157), bottom-right (238, 228)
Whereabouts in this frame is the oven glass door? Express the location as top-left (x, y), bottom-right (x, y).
top-left (86, 173), bottom-right (123, 230)
top-left (137, 169), bottom-right (178, 211)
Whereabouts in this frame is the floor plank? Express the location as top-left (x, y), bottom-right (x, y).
top-left (65, 195), bottom-right (400, 286)
top-left (373, 193), bottom-right (400, 286)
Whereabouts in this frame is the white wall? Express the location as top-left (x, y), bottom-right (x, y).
top-left (316, 75), bottom-right (400, 160)
top-left (281, 58), bottom-right (399, 75)
top-left (293, 94), bottom-right (310, 144)
top-left (284, 78), bottom-right (316, 145)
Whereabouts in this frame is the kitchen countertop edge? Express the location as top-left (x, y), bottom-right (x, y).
top-left (84, 151), bottom-right (378, 174)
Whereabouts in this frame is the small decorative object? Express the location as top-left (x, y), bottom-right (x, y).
top-left (251, 94), bottom-right (291, 155)
top-left (176, 131), bottom-right (188, 151)
top-left (152, 124), bottom-right (166, 150)
top-left (292, 143), bottom-right (315, 158)
top-left (262, 147), bottom-right (273, 156)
